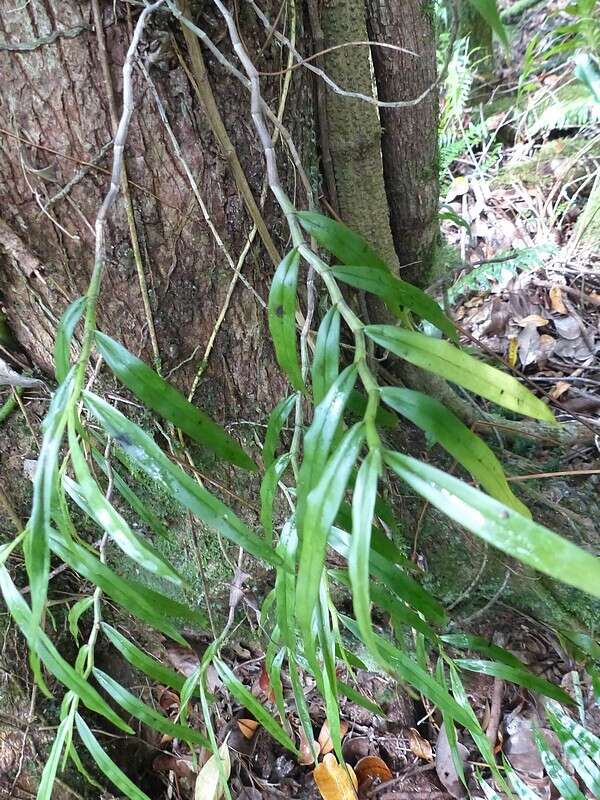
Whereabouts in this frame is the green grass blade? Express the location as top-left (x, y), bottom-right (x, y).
top-left (549, 715), bottom-right (600, 797)
top-left (263, 393), bottom-right (297, 469)
top-left (0, 565), bottom-right (131, 733)
top-left (533, 727), bottom-right (586, 800)
top-left (267, 249), bottom-right (304, 391)
top-left (333, 263), bottom-right (456, 341)
top-left (36, 715), bottom-right (72, 800)
top-left (381, 387), bottom-right (529, 515)
top-left (311, 306), bottom-right (340, 405)
top-left (54, 297), bottom-right (85, 383)
top-left (83, 391), bottom-right (283, 569)
top-left (454, 660), bottom-right (573, 704)
top-left (93, 668), bottom-right (209, 746)
top-left (48, 528), bottom-right (204, 642)
top-left (75, 714), bottom-right (151, 800)
top-left (95, 331), bottom-right (256, 470)
top-left (349, 449), bottom-right (382, 655)
top-left (366, 326), bottom-right (555, 422)
top-left (384, 450), bottom-right (600, 599)
top-left (296, 424), bottom-right (364, 649)
top-left (336, 680), bottom-right (383, 715)
top-left (506, 763), bottom-right (544, 799)
top-left (214, 658), bottom-right (298, 754)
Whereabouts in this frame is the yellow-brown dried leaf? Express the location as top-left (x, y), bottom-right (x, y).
top-left (407, 727), bottom-right (433, 761)
top-left (314, 753), bottom-right (358, 800)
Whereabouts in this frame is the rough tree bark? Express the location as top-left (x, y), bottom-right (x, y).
top-left (366, 0), bottom-right (441, 287)
top-left (0, 0), bottom-right (312, 423)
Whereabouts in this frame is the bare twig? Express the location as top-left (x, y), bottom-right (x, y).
top-left (91, 0), bottom-right (161, 366)
top-left (248, 0), bottom-right (457, 109)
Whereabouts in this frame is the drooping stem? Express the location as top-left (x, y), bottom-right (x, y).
top-left (71, 0), bottom-right (165, 402)
top-left (211, 0), bottom-right (382, 447)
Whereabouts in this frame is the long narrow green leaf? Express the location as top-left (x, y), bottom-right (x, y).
top-left (448, 665), bottom-right (503, 786)
top-left (441, 633), bottom-right (526, 669)
top-left (260, 453), bottom-right (290, 544)
top-left (366, 326), bottom-right (555, 422)
top-left (296, 424), bottom-right (364, 646)
top-left (340, 614), bottom-right (480, 732)
top-left (83, 392), bottom-right (283, 569)
top-left (26, 371), bottom-right (74, 625)
top-left (533, 728), bottom-right (586, 800)
top-left (454, 660), bottom-right (574, 704)
top-left (297, 211), bottom-right (388, 272)
top-left (75, 714), bottom-right (151, 800)
top-left (311, 307), bottom-right (340, 405)
top-left (101, 623), bottom-right (192, 694)
top-left (548, 714), bottom-right (600, 797)
top-left (384, 451), bottom-right (600, 599)
top-left (92, 449), bottom-right (171, 540)
top-left (336, 680), bottom-right (383, 715)
top-left (214, 658), bottom-right (298, 754)
top-left (298, 365), bottom-right (358, 508)
top-left (328, 527), bottom-right (445, 624)
top-left (263, 393), bottom-right (297, 469)
top-left (547, 700), bottom-right (600, 759)
top-left (349, 449), bottom-right (382, 655)
top-left (66, 426), bottom-right (182, 585)
top-left (67, 596), bottom-right (93, 642)
top-left (333, 264), bottom-right (456, 341)
top-left (95, 331), bottom-right (255, 471)
top-left (330, 569), bottom-right (438, 640)
top-left (381, 387), bottom-right (529, 515)
top-left (0, 565), bottom-right (131, 733)
top-left (346, 390), bottom-right (398, 429)
top-left (267, 249), bottom-right (304, 391)
top-left (54, 297), bottom-right (85, 383)
top-left (93, 668), bottom-right (209, 746)
top-left (507, 761), bottom-right (546, 799)
top-left (275, 519), bottom-right (298, 650)
top-left (466, 0), bottom-right (509, 48)
top-left (36, 715), bottom-right (72, 800)
top-left (48, 528), bottom-right (204, 642)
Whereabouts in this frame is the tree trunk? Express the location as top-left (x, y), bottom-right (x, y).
top-left (0, 0), bottom-right (313, 422)
top-left (320, 0), bottom-right (401, 273)
top-left (366, 0), bottom-right (440, 287)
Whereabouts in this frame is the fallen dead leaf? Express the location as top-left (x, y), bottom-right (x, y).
top-left (167, 645), bottom-right (201, 677)
top-left (516, 314), bottom-right (549, 327)
top-left (435, 723), bottom-right (468, 799)
top-left (298, 731), bottom-right (320, 766)
top-left (318, 720), bottom-right (349, 756)
top-left (507, 336), bottom-right (519, 368)
top-left (549, 381), bottom-right (570, 400)
top-left (518, 324), bottom-right (541, 367)
top-left (313, 753), bottom-right (358, 800)
top-left (407, 727), bottom-right (433, 762)
top-left (0, 359), bottom-right (43, 388)
top-left (354, 755), bottom-right (393, 793)
top-left (237, 718), bottom-right (259, 740)
top-left (549, 285), bottom-right (567, 314)
top-left (446, 175), bottom-right (470, 202)
top-left (194, 741), bottom-right (231, 800)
